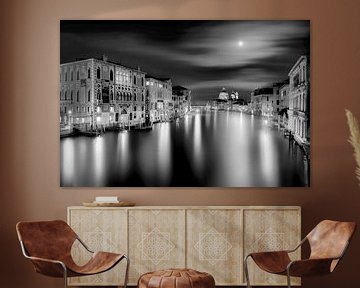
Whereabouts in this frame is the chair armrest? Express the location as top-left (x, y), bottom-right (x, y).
top-left (287, 258), bottom-right (336, 277)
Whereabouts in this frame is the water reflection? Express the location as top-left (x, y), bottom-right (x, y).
top-left (60, 111), bottom-right (309, 187)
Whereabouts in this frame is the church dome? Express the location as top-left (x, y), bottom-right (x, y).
top-left (218, 87), bottom-right (228, 100)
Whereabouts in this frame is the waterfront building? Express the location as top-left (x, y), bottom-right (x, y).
top-left (278, 81), bottom-right (290, 129)
top-left (288, 56), bottom-right (310, 145)
top-left (145, 76), bottom-right (173, 122)
top-left (172, 85), bottom-right (192, 117)
top-left (60, 56), bottom-right (146, 131)
top-left (251, 85), bottom-right (278, 116)
top-left (250, 82), bottom-right (288, 117)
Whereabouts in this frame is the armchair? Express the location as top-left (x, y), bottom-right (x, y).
top-left (16, 220), bottom-right (129, 288)
top-left (244, 220), bottom-right (356, 288)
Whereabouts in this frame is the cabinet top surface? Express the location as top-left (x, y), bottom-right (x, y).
top-left (68, 205), bottom-right (301, 210)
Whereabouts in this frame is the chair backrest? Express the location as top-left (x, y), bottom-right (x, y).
top-left (16, 220), bottom-right (77, 261)
top-left (307, 220), bottom-right (356, 261)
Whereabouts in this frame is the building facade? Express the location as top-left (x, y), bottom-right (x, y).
top-left (172, 85), bottom-right (192, 117)
top-left (278, 82), bottom-right (290, 129)
top-left (145, 76), bottom-right (173, 122)
top-left (288, 56), bottom-right (310, 145)
top-left (60, 56), bottom-right (146, 132)
top-left (251, 86), bottom-right (278, 116)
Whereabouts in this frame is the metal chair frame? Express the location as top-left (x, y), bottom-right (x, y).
top-left (19, 234), bottom-right (129, 288)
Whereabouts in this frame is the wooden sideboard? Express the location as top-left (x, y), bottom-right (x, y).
top-left (67, 206), bottom-right (301, 286)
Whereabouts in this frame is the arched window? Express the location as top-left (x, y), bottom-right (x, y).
top-left (65, 91), bottom-right (67, 100)
top-left (71, 71), bottom-right (73, 81)
top-left (77, 90), bottom-right (79, 102)
top-left (117, 91), bottom-right (120, 100)
top-left (133, 75), bottom-right (136, 85)
top-left (134, 94), bottom-right (137, 102)
top-left (110, 91), bottom-right (113, 101)
top-left (97, 67), bottom-right (101, 79)
top-left (65, 72), bottom-right (68, 81)
top-left (88, 68), bottom-right (90, 78)
top-left (142, 78), bottom-right (144, 86)
top-left (70, 91), bottom-right (73, 101)
top-left (77, 70), bottom-right (80, 80)
top-left (110, 70), bottom-right (114, 81)
top-left (88, 90), bottom-right (91, 102)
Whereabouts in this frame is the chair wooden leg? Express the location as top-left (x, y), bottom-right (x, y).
top-left (244, 255), bottom-right (252, 288)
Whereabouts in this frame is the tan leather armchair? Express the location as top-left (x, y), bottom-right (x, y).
top-left (16, 220), bottom-right (129, 288)
top-left (244, 220), bottom-right (356, 288)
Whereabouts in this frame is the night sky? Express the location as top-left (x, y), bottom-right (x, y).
top-left (61, 20), bottom-right (310, 105)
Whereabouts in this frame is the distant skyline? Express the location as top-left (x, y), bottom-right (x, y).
top-left (61, 20), bottom-right (310, 105)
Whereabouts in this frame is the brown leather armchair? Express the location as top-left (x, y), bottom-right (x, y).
top-left (244, 220), bottom-right (356, 288)
top-left (16, 220), bottom-right (129, 288)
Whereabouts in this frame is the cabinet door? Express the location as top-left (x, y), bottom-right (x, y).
top-left (68, 208), bottom-right (128, 286)
top-left (187, 209), bottom-right (243, 285)
top-left (128, 209), bottom-right (186, 284)
top-left (243, 209), bottom-right (301, 286)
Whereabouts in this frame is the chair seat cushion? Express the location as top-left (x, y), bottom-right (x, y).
top-left (138, 268), bottom-right (215, 288)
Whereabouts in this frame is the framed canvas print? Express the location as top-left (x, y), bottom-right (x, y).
top-left (60, 20), bottom-right (310, 187)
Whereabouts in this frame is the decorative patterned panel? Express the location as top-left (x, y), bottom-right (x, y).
top-left (128, 209), bottom-right (186, 284)
top-left (68, 208), bottom-right (127, 286)
top-left (244, 209), bottom-right (301, 286)
top-left (187, 209), bottom-right (243, 285)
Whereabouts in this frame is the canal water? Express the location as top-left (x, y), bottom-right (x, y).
top-left (61, 110), bottom-right (309, 187)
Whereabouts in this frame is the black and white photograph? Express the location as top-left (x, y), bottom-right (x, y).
top-left (60, 20), bottom-right (310, 187)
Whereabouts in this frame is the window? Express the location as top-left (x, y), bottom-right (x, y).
top-left (134, 106), bottom-right (137, 111)
top-left (70, 91), bottom-right (73, 101)
top-left (87, 107), bottom-right (90, 113)
top-left (88, 68), bottom-right (91, 78)
top-left (110, 70), bottom-right (114, 81)
top-left (142, 78), bottom-right (144, 86)
top-left (64, 91), bottom-right (67, 100)
top-left (77, 90), bottom-right (79, 102)
top-left (64, 106), bottom-right (67, 113)
top-left (88, 90), bottom-right (91, 102)
top-left (77, 106), bottom-right (79, 112)
top-left (133, 75), bottom-right (136, 85)
top-left (110, 91), bottom-right (113, 101)
top-left (65, 72), bottom-right (68, 81)
top-left (77, 70), bottom-right (80, 80)
top-left (146, 81), bottom-right (150, 86)
top-left (71, 71), bottom-right (73, 81)
top-left (97, 67), bottom-right (101, 79)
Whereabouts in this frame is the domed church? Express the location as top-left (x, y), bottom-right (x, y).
top-left (218, 87), bottom-right (229, 100)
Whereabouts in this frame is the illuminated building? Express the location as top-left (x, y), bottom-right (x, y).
top-left (145, 76), bottom-right (173, 122)
top-left (60, 55), bottom-right (146, 132)
top-left (288, 56), bottom-right (310, 145)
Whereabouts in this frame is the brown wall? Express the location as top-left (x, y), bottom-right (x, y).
top-left (1, 0), bottom-right (360, 287)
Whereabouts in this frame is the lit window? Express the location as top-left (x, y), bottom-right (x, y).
top-left (146, 81), bottom-right (150, 86)
top-left (97, 107), bottom-right (101, 113)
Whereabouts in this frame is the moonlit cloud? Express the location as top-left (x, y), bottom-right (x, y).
top-left (61, 20), bottom-right (310, 105)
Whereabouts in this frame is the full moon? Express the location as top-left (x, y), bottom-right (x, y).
top-left (238, 41), bottom-right (244, 47)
